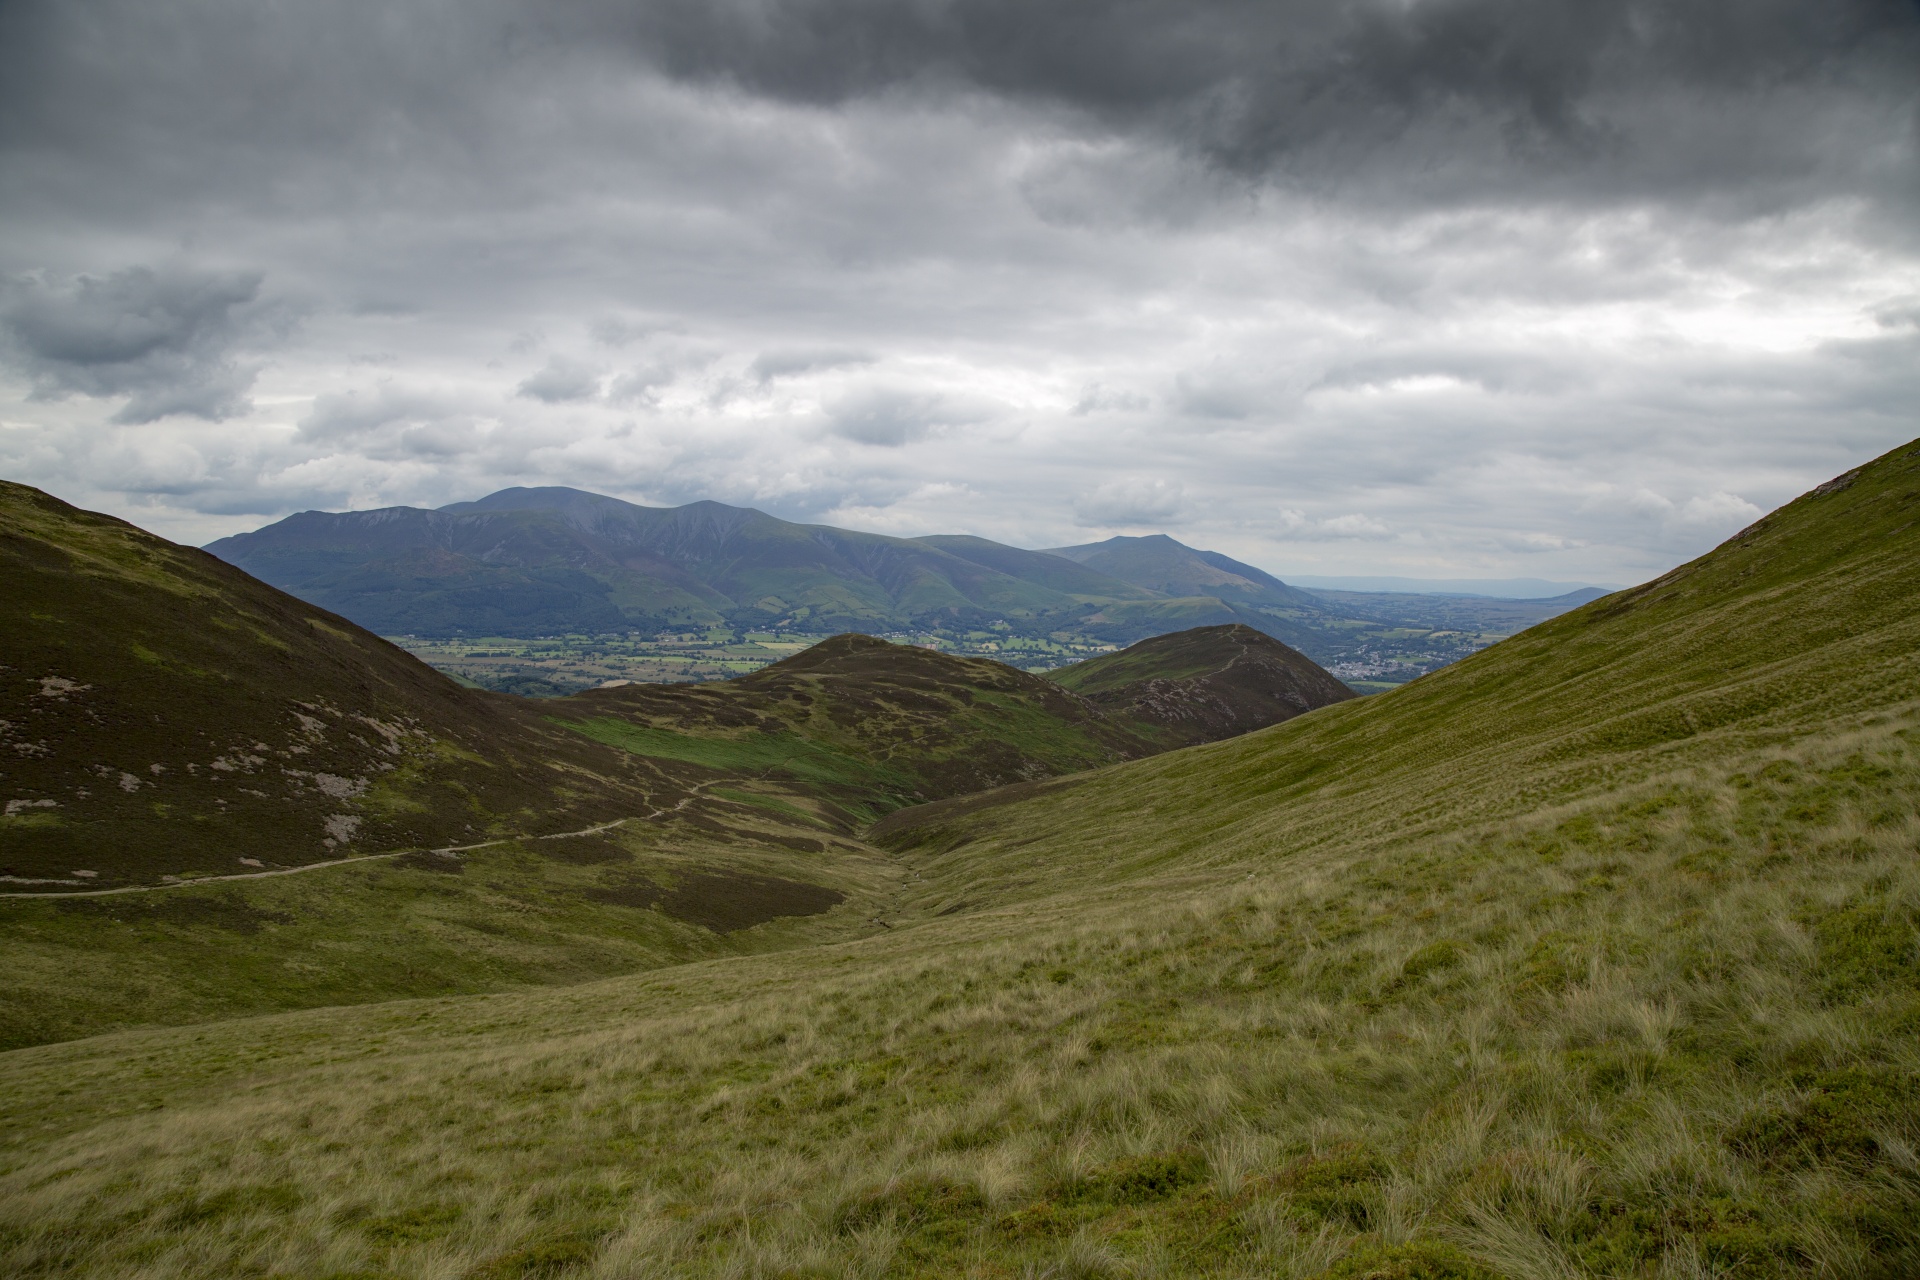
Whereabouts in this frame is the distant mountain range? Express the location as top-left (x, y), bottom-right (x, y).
top-left (204, 487), bottom-right (1606, 676)
top-left (208, 487), bottom-right (1140, 636)
top-left (206, 489), bottom-right (1330, 643)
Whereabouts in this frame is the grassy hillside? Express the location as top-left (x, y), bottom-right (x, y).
top-left (0, 810), bottom-right (900, 1052)
top-left (0, 481), bottom-right (667, 888)
top-left (3, 445), bottom-right (1918, 1278)
top-left (1050, 623), bottom-right (1356, 747)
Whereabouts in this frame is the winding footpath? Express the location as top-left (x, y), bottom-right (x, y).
top-left (0, 795), bottom-right (700, 900)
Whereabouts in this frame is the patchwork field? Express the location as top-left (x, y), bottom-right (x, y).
top-left (388, 632), bottom-right (819, 696)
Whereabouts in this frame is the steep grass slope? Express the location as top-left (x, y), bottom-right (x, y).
top-left (1050, 623), bottom-right (1355, 747)
top-left (0, 481), bottom-right (666, 889)
top-left (872, 448), bottom-right (1920, 905)
top-left (3, 445), bottom-right (1919, 1278)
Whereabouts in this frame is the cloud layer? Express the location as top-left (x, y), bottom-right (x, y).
top-left (1, 0), bottom-right (1916, 582)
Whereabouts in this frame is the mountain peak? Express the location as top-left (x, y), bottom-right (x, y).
top-left (1043, 534), bottom-right (1317, 610)
top-left (439, 485), bottom-right (604, 511)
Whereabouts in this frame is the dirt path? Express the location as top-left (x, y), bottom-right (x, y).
top-left (0, 795), bottom-right (701, 901)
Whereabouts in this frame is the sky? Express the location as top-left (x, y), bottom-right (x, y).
top-left (1, 0), bottom-right (1916, 586)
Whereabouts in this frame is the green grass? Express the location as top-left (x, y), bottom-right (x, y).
top-left (1050, 641), bottom-right (1233, 694)
top-left (1, 444), bottom-right (1918, 1277)
top-left (564, 717), bottom-right (900, 793)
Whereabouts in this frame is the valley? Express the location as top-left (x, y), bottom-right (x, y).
top-left (389, 608), bottom-right (1572, 699)
top-left (387, 626), bottom-right (1124, 697)
top-left (2, 445), bottom-right (1918, 1278)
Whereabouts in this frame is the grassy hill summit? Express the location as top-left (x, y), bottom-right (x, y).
top-left (1049, 623), bottom-right (1356, 747)
top-left (3, 443), bottom-right (1918, 1278)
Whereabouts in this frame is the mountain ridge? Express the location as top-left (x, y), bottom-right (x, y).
top-left (206, 488), bottom-right (1165, 638)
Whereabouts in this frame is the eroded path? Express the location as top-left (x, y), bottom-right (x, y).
top-left (0, 795), bottom-right (702, 900)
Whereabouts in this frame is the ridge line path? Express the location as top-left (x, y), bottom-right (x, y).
top-left (0, 793), bottom-right (702, 900)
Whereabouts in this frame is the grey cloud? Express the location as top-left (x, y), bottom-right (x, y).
top-left (1312, 514), bottom-right (1394, 542)
top-left (749, 348), bottom-right (875, 383)
top-left (1495, 530), bottom-right (1576, 553)
top-left (1312, 348), bottom-right (1585, 399)
top-left (4, 0), bottom-right (1910, 235)
top-left (516, 357), bottom-right (602, 403)
top-left (608, 364), bottom-right (678, 405)
top-left (1071, 383), bottom-right (1149, 416)
top-left (301, 386), bottom-right (452, 441)
top-left (1874, 299), bottom-right (1920, 331)
top-left (1074, 478), bottom-right (1185, 528)
top-left (591, 317), bottom-right (677, 347)
top-left (300, 385), bottom-right (483, 459)
top-left (0, 265), bottom-right (265, 422)
top-left (825, 386), bottom-right (995, 446)
top-left (1173, 371), bottom-right (1267, 422)
top-left (609, 350), bottom-right (718, 404)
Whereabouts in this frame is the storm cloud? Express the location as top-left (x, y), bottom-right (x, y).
top-left (0, 0), bottom-right (1916, 582)
top-left (586, 0), bottom-right (1920, 203)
